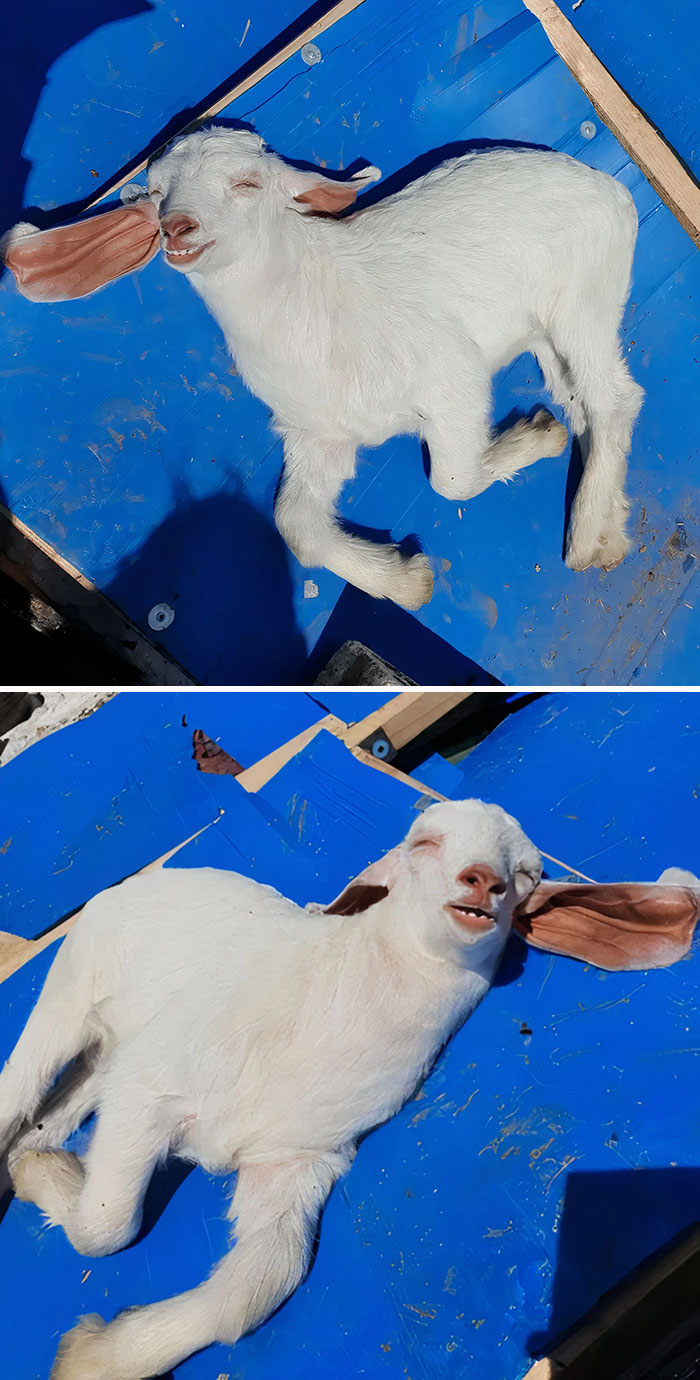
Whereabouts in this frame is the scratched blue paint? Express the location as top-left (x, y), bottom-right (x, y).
top-left (569, 0), bottom-right (699, 175)
top-left (1, 690), bottom-right (699, 1378)
top-left (0, 690), bottom-right (327, 939)
top-left (2, 0), bottom-right (699, 683)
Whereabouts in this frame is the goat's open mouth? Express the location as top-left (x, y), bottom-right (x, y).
top-left (163, 240), bottom-right (215, 267)
top-left (446, 903), bottom-right (497, 933)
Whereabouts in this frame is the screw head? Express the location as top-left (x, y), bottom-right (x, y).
top-left (580, 120), bottom-right (597, 140)
top-left (371, 736), bottom-right (391, 760)
top-left (301, 42), bottom-right (322, 65)
top-left (148, 602), bottom-right (175, 631)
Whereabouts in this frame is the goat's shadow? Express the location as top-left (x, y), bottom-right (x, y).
top-left (104, 477), bottom-right (309, 686)
top-left (0, 0), bottom-right (154, 242)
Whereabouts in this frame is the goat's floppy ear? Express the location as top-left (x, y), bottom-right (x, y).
top-left (513, 881), bottom-right (700, 971)
top-left (324, 843), bottom-right (402, 916)
top-left (2, 202), bottom-right (161, 303)
top-left (289, 164), bottom-right (382, 215)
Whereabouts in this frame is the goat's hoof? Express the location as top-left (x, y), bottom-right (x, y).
top-left (10, 1148), bottom-right (47, 1201)
top-left (392, 554), bottom-right (433, 609)
top-left (530, 409), bottom-right (569, 457)
top-left (11, 1147), bottom-right (80, 1212)
top-left (50, 1316), bottom-right (109, 1380)
top-left (566, 522), bottom-right (630, 573)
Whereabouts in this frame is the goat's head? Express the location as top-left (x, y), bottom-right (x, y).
top-left (147, 125), bottom-right (381, 275)
top-left (325, 799), bottom-right (541, 966)
top-left (324, 798), bottom-right (700, 973)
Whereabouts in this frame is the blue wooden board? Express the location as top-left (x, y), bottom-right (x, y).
top-left (570, 0), bottom-right (699, 178)
top-left (2, 1), bottom-right (699, 684)
top-left (1, 689), bottom-right (700, 1379)
top-left (0, 689), bottom-right (329, 939)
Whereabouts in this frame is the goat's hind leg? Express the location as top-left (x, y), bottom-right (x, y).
top-left (13, 1085), bottom-right (168, 1257)
top-left (275, 431), bottom-right (433, 609)
top-left (565, 354), bottom-right (643, 572)
top-left (51, 1150), bottom-right (352, 1380)
top-left (0, 952), bottom-right (96, 1161)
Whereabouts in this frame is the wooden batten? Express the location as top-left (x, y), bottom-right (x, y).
top-left (341, 691), bottom-right (471, 752)
top-left (523, 0), bottom-right (700, 248)
top-left (0, 506), bottom-right (194, 686)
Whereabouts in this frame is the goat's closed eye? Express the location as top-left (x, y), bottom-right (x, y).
top-left (411, 837), bottom-right (441, 851)
top-left (228, 176), bottom-right (263, 194)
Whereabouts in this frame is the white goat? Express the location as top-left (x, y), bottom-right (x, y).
top-left (2, 800), bottom-right (694, 1378)
top-left (0, 800), bottom-right (541, 1379)
top-left (4, 127), bottom-right (644, 608)
top-left (144, 126), bottom-right (643, 607)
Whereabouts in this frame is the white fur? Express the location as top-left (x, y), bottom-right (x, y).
top-left (145, 126), bottom-right (643, 604)
top-left (0, 799), bottom-right (541, 1379)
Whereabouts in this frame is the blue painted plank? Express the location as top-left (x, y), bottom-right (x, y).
top-left (0, 690), bottom-right (325, 938)
top-left (3, 0), bottom-right (322, 230)
top-left (570, 0), bottom-right (699, 176)
top-left (2, 690), bottom-right (699, 1380)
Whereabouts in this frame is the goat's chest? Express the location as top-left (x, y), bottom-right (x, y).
top-left (197, 288), bottom-right (414, 443)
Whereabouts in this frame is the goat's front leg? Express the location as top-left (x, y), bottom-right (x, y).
top-left (50, 1148), bottom-right (353, 1380)
top-left (423, 357), bottom-right (568, 502)
top-left (274, 429), bottom-right (433, 609)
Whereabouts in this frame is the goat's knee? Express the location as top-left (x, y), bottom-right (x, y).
top-left (12, 1147), bottom-right (140, 1256)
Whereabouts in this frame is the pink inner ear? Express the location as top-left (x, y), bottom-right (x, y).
top-left (294, 181), bottom-right (365, 214)
top-left (3, 201), bottom-right (161, 303)
top-left (513, 881), bottom-right (700, 971)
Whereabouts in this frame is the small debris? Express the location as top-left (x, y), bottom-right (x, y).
top-left (303, 579), bottom-right (319, 599)
top-left (192, 729), bottom-right (243, 777)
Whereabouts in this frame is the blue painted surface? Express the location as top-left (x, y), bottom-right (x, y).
top-left (1, 690), bottom-right (699, 1378)
top-left (0, 690), bottom-right (329, 939)
top-left (1, 1), bottom-right (699, 684)
top-left (570, 0), bottom-right (699, 175)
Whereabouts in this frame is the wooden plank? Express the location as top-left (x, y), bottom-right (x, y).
top-left (342, 692), bottom-right (471, 751)
top-left (0, 507), bottom-right (194, 686)
top-left (522, 0), bottom-right (700, 249)
top-left (88, 0), bottom-right (368, 208)
top-left (236, 714), bottom-right (348, 792)
top-left (523, 1225), bottom-right (700, 1377)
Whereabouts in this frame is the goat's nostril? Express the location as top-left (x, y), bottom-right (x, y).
top-left (457, 863), bottom-right (506, 898)
top-left (161, 213), bottom-right (200, 241)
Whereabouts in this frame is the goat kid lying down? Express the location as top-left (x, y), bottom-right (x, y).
top-left (3, 127), bottom-right (644, 609)
top-left (1, 800), bottom-right (697, 1380)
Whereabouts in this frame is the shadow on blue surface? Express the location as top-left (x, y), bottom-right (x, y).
top-left (105, 479), bottom-right (308, 684)
top-left (528, 1168), bottom-right (700, 1360)
top-left (11, 1), bottom-right (368, 232)
top-left (306, 582), bottom-right (500, 685)
top-left (0, 0), bottom-right (154, 238)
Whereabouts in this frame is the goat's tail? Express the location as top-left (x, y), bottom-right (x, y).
top-left (0, 934), bottom-right (96, 1161)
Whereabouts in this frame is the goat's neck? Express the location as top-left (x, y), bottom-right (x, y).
top-left (193, 216), bottom-right (340, 352)
top-left (356, 906), bottom-right (500, 1047)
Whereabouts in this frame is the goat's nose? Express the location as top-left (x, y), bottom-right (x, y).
top-left (160, 213), bottom-right (200, 241)
top-left (456, 863), bottom-right (507, 907)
